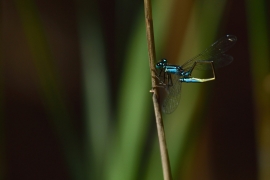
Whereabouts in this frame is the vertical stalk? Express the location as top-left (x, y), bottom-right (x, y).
top-left (143, 0), bottom-right (172, 179)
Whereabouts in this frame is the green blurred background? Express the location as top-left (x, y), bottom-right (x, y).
top-left (1, 0), bottom-right (270, 179)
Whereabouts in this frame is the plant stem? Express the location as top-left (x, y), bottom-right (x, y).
top-left (143, 0), bottom-right (172, 179)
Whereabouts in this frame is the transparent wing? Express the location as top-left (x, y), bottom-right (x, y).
top-left (161, 74), bottom-right (182, 114)
top-left (183, 54), bottom-right (234, 71)
top-left (181, 35), bottom-right (237, 72)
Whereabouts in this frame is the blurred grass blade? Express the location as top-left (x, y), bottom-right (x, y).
top-left (14, 1), bottom-right (85, 179)
top-left (246, 0), bottom-right (270, 179)
top-left (76, 0), bottom-right (111, 179)
top-left (105, 0), bottom-right (175, 179)
top-left (105, 14), bottom-right (152, 180)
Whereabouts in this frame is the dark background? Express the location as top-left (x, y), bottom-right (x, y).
top-left (1, 0), bottom-right (269, 179)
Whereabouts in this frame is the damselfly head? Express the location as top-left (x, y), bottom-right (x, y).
top-left (156, 58), bottom-right (168, 69)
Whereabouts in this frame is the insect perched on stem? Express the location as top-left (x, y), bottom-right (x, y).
top-left (156, 35), bottom-right (237, 113)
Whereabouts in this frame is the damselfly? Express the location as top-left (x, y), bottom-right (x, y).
top-left (156, 35), bottom-right (237, 113)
